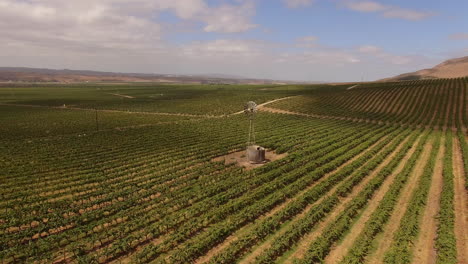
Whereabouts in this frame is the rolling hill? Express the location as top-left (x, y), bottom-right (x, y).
top-left (383, 56), bottom-right (468, 81)
top-left (0, 67), bottom-right (301, 85)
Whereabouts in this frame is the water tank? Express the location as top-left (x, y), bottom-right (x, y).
top-left (247, 145), bottom-right (266, 163)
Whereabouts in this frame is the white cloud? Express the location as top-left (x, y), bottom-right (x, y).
top-left (283, 0), bottom-right (315, 8)
top-left (341, 1), bottom-right (434, 21)
top-left (449, 33), bottom-right (468, 40)
top-left (382, 8), bottom-right (433, 21)
top-left (344, 1), bottom-right (386, 12)
top-left (299, 36), bottom-right (319, 43)
top-left (357, 45), bottom-right (414, 65)
top-left (0, 0), bottom-right (438, 82)
top-left (202, 3), bottom-right (257, 33)
top-left (301, 51), bottom-right (360, 65)
top-left (0, 0), bottom-right (257, 52)
top-left (181, 39), bottom-right (264, 59)
top-left (296, 36), bottom-right (320, 49)
top-left (358, 45), bottom-right (382, 54)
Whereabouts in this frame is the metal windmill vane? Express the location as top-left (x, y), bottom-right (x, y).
top-left (244, 101), bottom-right (266, 164)
top-left (244, 101), bottom-right (257, 146)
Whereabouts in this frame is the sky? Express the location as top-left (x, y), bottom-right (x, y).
top-left (1, 0), bottom-right (467, 82)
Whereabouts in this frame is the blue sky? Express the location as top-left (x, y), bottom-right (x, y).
top-left (0, 0), bottom-right (467, 81)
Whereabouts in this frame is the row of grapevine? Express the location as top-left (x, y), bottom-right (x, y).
top-left (383, 133), bottom-right (441, 263)
top-left (435, 132), bottom-right (457, 264)
top-left (327, 131), bottom-right (430, 263)
top-left (203, 127), bottom-right (407, 264)
top-left (270, 77), bottom-right (468, 131)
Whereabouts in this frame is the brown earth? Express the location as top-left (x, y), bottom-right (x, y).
top-left (286, 133), bottom-right (418, 263)
top-left (238, 134), bottom-right (394, 264)
top-left (411, 136), bottom-right (445, 264)
top-left (212, 149), bottom-right (287, 170)
top-left (198, 131), bottom-right (392, 264)
top-left (427, 84), bottom-right (445, 128)
top-left (322, 134), bottom-right (417, 263)
top-left (107, 93), bottom-right (135, 99)
top-left (383, 56), bottom-right (468, 81)
top-left (453, 137), bottom-right (468, 264)
top-left (366, 138), bottom-right (434, 264)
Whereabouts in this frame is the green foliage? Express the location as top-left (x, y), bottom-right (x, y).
top-left (270, 78), bottom-right (467, 131)
top-left (383, 132), bottom-right (441, 264)
top-left (435, 132), bottom-right (457, 264)
top-left (1, 80), bottom-right (465, 263)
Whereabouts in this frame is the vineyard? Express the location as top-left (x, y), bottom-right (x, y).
top-left (0, 78), bottom-right (467, 264)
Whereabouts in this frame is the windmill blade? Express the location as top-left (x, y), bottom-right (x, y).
top-left (244, 101), bottom-right (257, 115)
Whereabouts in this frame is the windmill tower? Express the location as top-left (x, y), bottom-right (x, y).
top-left (244, 101), bottom-right (266, 163)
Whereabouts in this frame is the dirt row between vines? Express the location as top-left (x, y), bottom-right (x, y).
top-left (284, 133), bottom-right (423, 263)
top-left (453, 136), bottom-right (468, 264)
top-left (195, 132), bottom-right (392, 264)
top-left (238, 134), bottom-right (407, 264)
top-left (323, 134), bottom-right (431, 263)
top-left (259, 106), bottom-right (411, 129)
top-left (365, 138), bottom-right (434, 264)
top-left (3, 96), bottom-right (464, 133)
top-left (411, 136), bottom-right (445, 264)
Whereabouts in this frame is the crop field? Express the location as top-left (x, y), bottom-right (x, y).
top-left (0, 79), bottom-right (467, 264)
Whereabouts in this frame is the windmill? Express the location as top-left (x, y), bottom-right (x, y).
top-left (244, 101), bottom-right (266, 163)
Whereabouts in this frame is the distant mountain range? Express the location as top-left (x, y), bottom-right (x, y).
top-left (0, 67), bottom-right (303, 85)
top-left (383, 56), bottom-right (468, 81)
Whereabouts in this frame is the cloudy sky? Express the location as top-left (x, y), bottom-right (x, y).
top-left (1, 0), bottom-right (467, 81)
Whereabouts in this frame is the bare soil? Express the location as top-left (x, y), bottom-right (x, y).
top-left (107, 93), bottom-right (135, 99)
top-left (347, 84), bottom-right (359, 90)
top-left (366, 138), bottom-right (433, 264)
top-left (322, 134), bottom-right (416, 263)
top-left (286, 134), bottom-right (417, 263)
top-left (411, 136), bottom-right (445, 264)
top-left (200, 132), bottom-right (391, 264)
top-left (230, 96), bottom-right (299, 116)
top-left (240, 136), bottom-right (388, 264)
top-left (386, 88), bottom-right (406, 114)
top-left (211, 149), bottom-right (287, 170)
top-left (453, 136), bottom-right (468, 264)
top-left (362, 89), bottom-right (386, 113)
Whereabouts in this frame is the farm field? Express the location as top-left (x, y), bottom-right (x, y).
top-left (0, 79), bottom-right (467, 264)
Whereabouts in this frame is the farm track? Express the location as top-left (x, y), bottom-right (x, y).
top-left (3, 89), bottom-right (465, 133)
top-left (411, 136), bottom-right (445, 264)
top-left (107, 93), bottom-right (135, 99)
top-left (0, 96), bottom-right (299, 119)
top-left (230, 96), bottom-right (300, 115)
top-left (0, 102), bottom-right (205, 118)
top-left (365, 138), bottom-right (434, 264)
top-left (453, 136), bottom-right (468, 264)
top-left (0, 96), bottom-right (422, 130)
